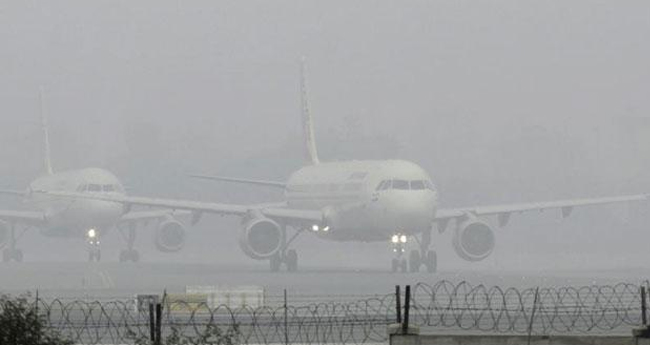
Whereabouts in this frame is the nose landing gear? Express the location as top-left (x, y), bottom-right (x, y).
top-left (117, 223), bottom-right (140, 263)
top-left (390, 229), bottom-right (437, 273)
top-left (86, 229), bottom-right (101, 262)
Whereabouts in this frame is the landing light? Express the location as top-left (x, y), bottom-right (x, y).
top-left (87, 229), bottom-right (97, 239)
top-left (312, 225), bottom-right (319, 232)
top-left (323, 226), bottom-right (330, 232)
top-left (400, 235), bottom-right (407, 243)
top-left (391, 235), bottom-right (399, 244)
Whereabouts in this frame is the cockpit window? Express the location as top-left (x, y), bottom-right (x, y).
top-left (425, 181), bottom-right (436, 191)
top-left (88, 184), bottom-right (102, 192)
top-left (77, 184), bottom-right (87, 192)
top-left (382, 180), bottom-right (392, 190)
top-left (349, 172), bottom-right (368, 180)
top-left (103, 185), bottom-right (115, 192)
top-left (392, 180), bottom-right (409, 190)
top-left (410, 180), bottom-right (426, 190)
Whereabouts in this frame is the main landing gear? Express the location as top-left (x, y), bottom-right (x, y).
top-left (118, 224), bottom-right (140, 263)
top-left (269, 226), bottom-right (300, 273)
top-left (3, 224), bottom-right (25, 263)
top-left (391, 229), bottom-right (437, 273)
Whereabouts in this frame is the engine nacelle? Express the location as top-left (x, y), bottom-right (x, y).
top-left (452, 216), bottom-right (496, 262)
top-left (154, 217), bottom-right (187, 253)
top-left (0, 220), bottom-right (8, 249)
top-left (239, 217), bottom-right (284, 260)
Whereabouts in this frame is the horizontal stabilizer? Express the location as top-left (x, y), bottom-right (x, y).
top-left (189, 174), bottom-right (286, 189)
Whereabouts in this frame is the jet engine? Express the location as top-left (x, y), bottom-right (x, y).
top-left (452, 216), bottom-right (496, 262)
top-left (0, 220), bottom-right (8, 248)
top-left (154, 216), bottom-right (187, 253)
top-left (239, 217), bottom-right (284, 260)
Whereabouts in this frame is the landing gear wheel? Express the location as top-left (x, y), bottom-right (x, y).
top-left (391, 259), bottom-right (399, 273)
top-left (3, 249), bottom-right (23, 262)
top-left (409, 250), bottom-right (421, 273)
top-left (286, 249), bottom-right (298, 272)
top-left (89, 250), bottom-right (101, 262)
top-left (399, 258), bottom-right (407, 273)
top-left (270, 254), bottom-right (281, 272)
top-left (425, 251), bottom-right (437, 273)
top-left (13, 250), bottom-right (23, 263)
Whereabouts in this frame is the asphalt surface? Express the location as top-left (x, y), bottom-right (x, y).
top-left (1, 262), bottom-right (648, 300)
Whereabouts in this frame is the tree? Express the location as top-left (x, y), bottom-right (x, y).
top-left (0, 295), bottom-right (72, 345)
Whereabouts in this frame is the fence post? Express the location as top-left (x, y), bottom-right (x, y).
top-left (284, 289), bottom-right (289, 345)
top-left (149, 302), bottom-right (155, 343)
top-left (527, 287), bottom-right (540, 345)
top-left (396, 285), bottom-right (402, 324)
top-left (402, 285), bottom-right (411, 335)
top-left (155, 302), bottom-right (162, 345)
top-left (642, 286), bottom-right (648, 326)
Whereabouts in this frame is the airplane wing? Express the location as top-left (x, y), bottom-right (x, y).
top-left (435, 194), bottom-right (648, 226)
top-left (0, 189), bottom-right (26, 197)
top-left (0, 209), bottom-right (47, 227)
top-left (189, 174), bottom-right (287, 189)
top-left (119, 210), bottom-right (191, 223)
top-left (40, 191), bottom-right (324, 225)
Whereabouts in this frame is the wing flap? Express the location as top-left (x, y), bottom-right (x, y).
top-left (0, 209), bottom-right (47, 226)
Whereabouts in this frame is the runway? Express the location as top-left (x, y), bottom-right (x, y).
top-left (1, 262), bottom-right (648, 301)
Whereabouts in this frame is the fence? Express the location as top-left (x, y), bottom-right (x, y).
top-left (3, 280), bottom-right (649, 344)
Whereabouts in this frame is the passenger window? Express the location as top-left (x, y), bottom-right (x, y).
top-left (410, 181), bottom-right (425, 190)
top-left (392, 180), bottom-right (409, 190)
top-left (88, 184), bottom-right (102, 192)
top-left (103, 185), bottom-right (115, 192)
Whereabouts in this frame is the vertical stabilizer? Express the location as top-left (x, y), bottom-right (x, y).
top-left (39, 88), bottom-right (53, 175)
top-left (300, 57), bottom-right (320, 165)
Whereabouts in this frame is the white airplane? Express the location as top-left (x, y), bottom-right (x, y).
top-left (42, 61), bottom-right (649, 272)
top-left (0, 101), bottom-right (192, 263)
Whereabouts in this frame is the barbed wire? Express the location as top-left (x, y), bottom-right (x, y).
top-left (5, 280), bottom-right (648, 344)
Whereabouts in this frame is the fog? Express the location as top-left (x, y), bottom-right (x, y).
top-left (1, 0), bottom-right (650, 272)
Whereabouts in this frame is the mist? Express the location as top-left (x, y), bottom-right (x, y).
top-left (1, 0), bottom-right (650, 273)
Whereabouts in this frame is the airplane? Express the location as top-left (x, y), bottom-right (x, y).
top-left (41, 60), bottom-right (649, 272)
top-left (0, 95), bottom-right (193, 263)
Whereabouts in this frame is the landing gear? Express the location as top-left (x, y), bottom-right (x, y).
top-left (86, 228), bottom-right (101, 262)
top-left (390, 228), bottom-right (437, 273)
top-left (268, 225), bottom-right (301, 272)
top-left (88, 248), bottom-right (101, 262)
top-left (3, 223), bottom-right (25, 263)
top-left (391, 258), bottom-right (407, 273)
top-left (269, 249), bottom-right (299, 272)
top-left (3, 248), bottom-right (23, 262)
top-left (117, 223), bottom-right (140, 263)
top-left (410, 229), bottom-right (437, 273)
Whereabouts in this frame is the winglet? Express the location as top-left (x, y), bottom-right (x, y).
top-left (300, 57), bottom-right (320, 165)
top-left (39, 87), bottom-right (53, 175)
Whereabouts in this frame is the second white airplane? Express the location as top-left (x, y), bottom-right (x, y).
top-left (44, 62), bottom-right (649, 272)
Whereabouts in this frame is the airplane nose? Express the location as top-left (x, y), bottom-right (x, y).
top-left (390, 195), bottom-right (436, 231)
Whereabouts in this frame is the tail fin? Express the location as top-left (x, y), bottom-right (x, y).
top-left (300, 57), bottom-right (320, 165)
top-left (39, 88), bottom-right (53, 175)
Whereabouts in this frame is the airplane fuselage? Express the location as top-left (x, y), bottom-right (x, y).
top-left (285, 160), bottom-right (437, 242)
top-left (26, 168), bottom-right (124, 238)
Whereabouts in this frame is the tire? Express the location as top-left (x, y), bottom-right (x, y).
top-left (425, 251), bottom-right (437, 273)
top-left (409, 251), bottom-right (421, 273)
top-left (131, 250), bottom-right (140, 263)
top-left (286, 250), bottom-right (298, 272)
top-left (391, 259), bottom-right (399, 273)
top-left (14, 250), bottom-right (23, 263)
top-left (270, 254), bottom-right (281, 272)
top-left (399, 259), bottom-right (407, 273)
